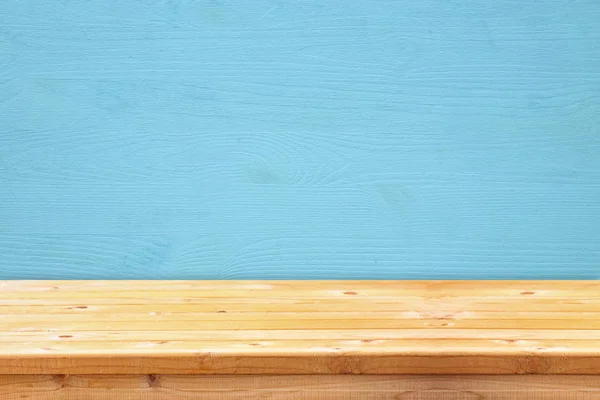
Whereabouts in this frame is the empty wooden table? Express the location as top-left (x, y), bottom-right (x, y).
top-left (1, 280), bottom-right (599, 398)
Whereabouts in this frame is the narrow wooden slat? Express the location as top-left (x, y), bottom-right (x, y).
top-left (1, 280), bottom-right (600, 375)
top-left (1, 289), bottom-right (598, 300)
top-left (1, 339), bottom-right (599, 358)
top-left (1, 329), bottom-right (600, 342)
top-left (2, 299), bottom-right (600, 313)
top-left (1, 375), bottom-right (600, 399)
top-left (1, 280), bottom-right (599, 302)
top-left (5, 310), bottom-right (600, 321)
top-left (3, 280), bottom-right (599, 292)
top-left (0, 292), bottom-right (600, 314)
top-left (4, 318), bottom-right (600, 331)
top-left (4, 354), bottom-right (600, 374)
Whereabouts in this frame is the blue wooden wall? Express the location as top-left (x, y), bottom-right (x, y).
top-left (1, 1), bottom-right (599, 279)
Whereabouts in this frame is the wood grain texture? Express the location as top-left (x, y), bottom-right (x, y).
top-left (2, 280), bottom-right (600, 374)
top-left (2, 375), bottom-right (600, 399)
top-left (1, 0), bottom-right (600, 280)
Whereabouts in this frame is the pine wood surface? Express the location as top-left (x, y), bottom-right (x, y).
top-left (1, 280), bottom-right (599, 374)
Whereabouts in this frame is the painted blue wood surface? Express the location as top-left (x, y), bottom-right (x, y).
top-left (1, 1), bottom-right (599, 279)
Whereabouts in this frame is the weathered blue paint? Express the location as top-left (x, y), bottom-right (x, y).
top-left (1, 1), bottom-right (599, 279)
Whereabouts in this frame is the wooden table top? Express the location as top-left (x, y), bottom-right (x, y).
top-left (1, 280), bottom-right (599, 374)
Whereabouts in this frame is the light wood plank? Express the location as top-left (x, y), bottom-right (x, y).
top-left (2, 375), bottom-right (600, 399)
top-left (2, 283), bottom-right (600, 299)
top-left (2, 339), bottom-right (599, 356)
top-left (3, 299), bottom-right (600, 313)
top-left (3, 297), bottom-right (599, 311)
top-left (5, 310), bottom-right (600, 321)
top-left (4, 317), bottom-right (600, 330)
top-left (2, 329), bottom-right (600, 342)
top-left (3, 280), bottom-right (600, 292)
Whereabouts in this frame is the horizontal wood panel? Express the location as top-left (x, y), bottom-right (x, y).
top-left (4, 310), bottom-right (600, 321)
top-left (3, 297), bottom-right (599, 309)
top-left (4, 280), bottom-right (600, 292)
top-left (2, 375), bottom-right (600, 399)
top-left (4, 354), bottom-right (600, 375)
top-left (1, 329), bottom-right (600, 341)
top-left (1, 280), bottom-right (600, 298)
top-left (3, 339), bottom-right (600, 356)
top-left (6, 318), bottom-right (600, 331)
top-left (3, 299), bottom-right (600, 312)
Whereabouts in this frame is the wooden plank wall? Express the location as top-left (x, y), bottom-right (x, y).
top-left (1, 1), bottom-right (599, 279)
top-left (3, 375), bottom-right (600, 400)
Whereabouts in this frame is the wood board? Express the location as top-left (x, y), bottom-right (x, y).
top-left (2, 280), bottom-right (600, 375)
top-left (3, 374), bottom-right (600, 400)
